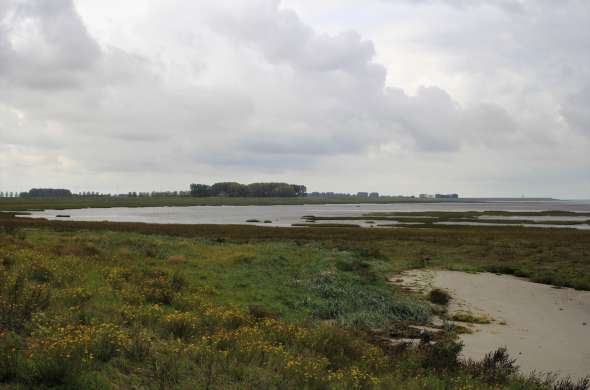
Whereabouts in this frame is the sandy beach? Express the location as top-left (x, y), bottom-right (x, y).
top-left (394, 270), bottom-right (590, 379)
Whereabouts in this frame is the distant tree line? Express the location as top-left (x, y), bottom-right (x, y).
top-left (190, 182), bottom-right (307, 197)
top-left (0, 189), bottom-right (194, 198)
top-left (2, 184), bottom-right (307, 199)
top-left (0, 192), bottom-right (20, 198)
top-left (20, 188), bottom-right (73, 197)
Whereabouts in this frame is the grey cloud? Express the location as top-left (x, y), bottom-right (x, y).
top-left (210, 3), bottom-right (384, 80)
top-left (0, 0), bottom-right (587, 196)
top-left (0, 0), bottom-right (550, 161)
top-left (389, 0), bottom-right (526, 13)
top-left (206, 1), bottom-right (524, 154)
top-left (562, 85), bottom-right (590, 136)
top-left (0, 0), bottom-right (100, 90)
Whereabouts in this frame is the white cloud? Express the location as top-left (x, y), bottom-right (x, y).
top-left (0, 0), bottom-right (588, 197)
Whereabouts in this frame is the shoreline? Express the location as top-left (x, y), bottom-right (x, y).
top-left (392, 270), bottom-right (590, 379)
top-left (0, 196), bottom-right (566, 212)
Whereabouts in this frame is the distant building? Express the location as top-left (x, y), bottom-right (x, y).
top-left (310, 192), bottom-right (351, 197)
top-left (419, 194), bottom-right (434, 199)
top-left (357, 192), bottom-right (369, 197)
top-left (435, 193), bottom-right (459, 199)
top-left (369, 192), bottom-right (379, 198)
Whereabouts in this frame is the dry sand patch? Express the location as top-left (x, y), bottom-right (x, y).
top-left (391, 269), bottom-right (590, 379)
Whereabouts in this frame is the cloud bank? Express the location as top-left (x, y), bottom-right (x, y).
top-left (0, 0), bottom-right (588, 197)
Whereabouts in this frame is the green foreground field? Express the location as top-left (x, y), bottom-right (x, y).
top-left (1, 216), bottom-right (589, 389)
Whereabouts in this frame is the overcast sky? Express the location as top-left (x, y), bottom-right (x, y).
top-left (0, 0), bottom-right (588, 198)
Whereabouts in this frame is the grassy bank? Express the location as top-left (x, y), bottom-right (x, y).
top-left (0, 196), bottom-right (454, 211)
top-left (3, 214), bottom-right (590, 290)
top-left (2, 226), bottom-right (587, 389)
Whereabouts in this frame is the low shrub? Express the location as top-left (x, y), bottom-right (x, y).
top-left (26, 323), bottom-right (130, 385)
top-left (138, 271), bottom-right (186, 305)
top-left (0, 273), bottom-right (51, 331)
top-left (248, 304), bottom-right (277, 320)
top-left (1, 253), bottom-right (16, 269)
top-left (0, 331), bottom-right (23, 381)
top-left (420, 337), bottom-right (463, 371)
top-left (551, 376), bottom-right (590, 390)
top-left (163, 312), bottom-right (200, 339)
top-left (451, 311), bottom-right (491, 324)
top-left (126, 327), bottom-right (152, 361)
top-left (58, 287), bottom-right (93, 307)
top-left (466, 347), bottom-right (518, 384)
top-left (428, 288), bottom-right (451, 305)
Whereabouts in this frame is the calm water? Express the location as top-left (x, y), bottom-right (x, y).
top-left (20, 200), bottom-right (590, 229)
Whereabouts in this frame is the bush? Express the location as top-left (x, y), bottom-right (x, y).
top-left (150, 347), bottom-right (189, 389)
top-left (248, 304), bottom-right (277, 320)
top-left (1, 253), bottom-right (16, 269)
top-left (90, 323), bottom-right (131, 362)
top-left (0, 221), bottom-right (20, 236)
top-left (466, 347), bottom-right (518, 384)
top-left (139, 271), bottom-right (185, 305)
top-left (0, 331), bottom-right (23, 381)
top-left (0, 273), bottom-right (51, 331)
top-left (163, 312), bottom-right (199, 339)
top-left (28, 261), bottom-right (54, 283)
top-left (552, 376), bottom-right (590, 390)
top-left (27, 323), bottom-right (130, 385)
top-left (421, 337), bottom-right (463, 371)
top-left (126, 327), bottom-right (152, 361)
top-left (428, 288), bottom-right (451, 305)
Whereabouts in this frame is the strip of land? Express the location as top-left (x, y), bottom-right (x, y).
top-left (0, 195), bottom-right (470, 211)
top-left (302, 210), bottom-right (590, 228)
top-left (1, 214), bottom-right (590, 388)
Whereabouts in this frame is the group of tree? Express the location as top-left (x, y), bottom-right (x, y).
top-left (0, 192), bottom-right (20, 198)
top-left (21, 188), bottom-right (73, 197)
top-left (190, 182), bottom-right (307, 197)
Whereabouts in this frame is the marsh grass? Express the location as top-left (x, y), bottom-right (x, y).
top-left (465, 347), bottom-right (518, 385)
top-left (450, 311), bottom-right (492, 324)
top-left (0, 223), bottom-right (588, 388)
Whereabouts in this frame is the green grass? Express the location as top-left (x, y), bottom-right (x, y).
top-left (2, 213), bottom-right (590, 290)
top-left (2, 225), bottom-right (586, 389)
top-left (4, 230), bottom-right (428, 327)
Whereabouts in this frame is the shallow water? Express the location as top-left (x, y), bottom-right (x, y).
top-left (20, 200), bottom-right (590, 228)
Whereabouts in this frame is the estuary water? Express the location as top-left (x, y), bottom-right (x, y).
top-left (20, 200), bottom-right (590, 229)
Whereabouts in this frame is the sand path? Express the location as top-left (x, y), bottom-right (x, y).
top-left (394, 270), bottom-right (590, 379)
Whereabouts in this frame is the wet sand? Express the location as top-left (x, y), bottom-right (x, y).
top-left (394, 270), bottom-right (590, 379)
